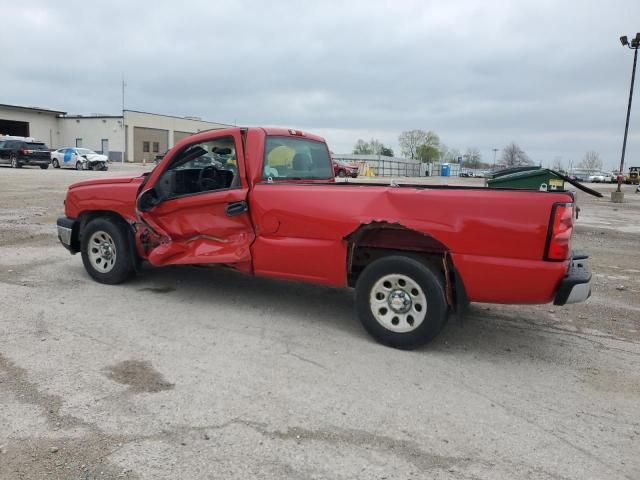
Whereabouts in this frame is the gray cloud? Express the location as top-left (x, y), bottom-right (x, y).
top-left (3, 0), bottom-right (640, 169)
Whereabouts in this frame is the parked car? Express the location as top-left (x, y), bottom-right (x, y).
top-left (333, 159), bottom-right (358, 178)
top-left (569, 173), bottom-right (589, 182)
top-left (56, 127), bottom-right (591, 349)
top-left (51, 148), bottom-right (109, 171)
top-left (154, 151), bottom-right (167, 164)
top-left (0, 138), bottom-right (51, 169)
top-left (588, 172), bottom-right (612, 183)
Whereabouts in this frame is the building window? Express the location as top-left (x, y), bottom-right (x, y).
top-left (75, 138), bottom-right (83, 147)
top-left (152, 142), bottom-right (159, 153)
top-left (143, 141), bottom-right (150, 153)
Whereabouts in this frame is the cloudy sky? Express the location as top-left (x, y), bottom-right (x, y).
top-left (3, 0), bottom-right (640, 169)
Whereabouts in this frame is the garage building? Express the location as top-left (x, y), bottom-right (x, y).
top-left (0, 103), bottom-right (230, 162)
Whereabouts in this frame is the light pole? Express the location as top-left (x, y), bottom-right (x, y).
top-left (615, 33), bottom-right (640, 201)
top-left (492, 148), bottom-right (498, 170)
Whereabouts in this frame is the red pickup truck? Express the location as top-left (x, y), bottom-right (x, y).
top-left (57, 127), bottom-right (591, 348)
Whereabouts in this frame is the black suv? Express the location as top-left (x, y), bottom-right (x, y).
top-left (0, 139), bottom-right (51, 169)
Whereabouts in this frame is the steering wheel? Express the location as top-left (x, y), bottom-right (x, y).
top-left (197, 165), bottom-right (218, 191)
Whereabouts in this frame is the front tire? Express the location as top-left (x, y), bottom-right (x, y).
top-left (81, 218), bottom-right (135, 284)
top-left (355, 255), bottom-right (448, 349)
top-left (76, 161), bottom-right (84, 171)
top-left (337, 170), bottom-right (346, 178)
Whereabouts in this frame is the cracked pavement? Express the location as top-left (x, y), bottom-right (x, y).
top-left (0, 166), bottom-right (639, 479)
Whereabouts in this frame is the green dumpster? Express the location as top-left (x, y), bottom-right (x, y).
top-left (486, 166), bottom-right (566, 192)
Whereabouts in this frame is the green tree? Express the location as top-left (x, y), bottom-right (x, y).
top-left (416, 144), bottom-right (440, 163)
top-left (380, 146), bottom-right (394, 157)
top-left (353, 139), bottom-right (373, 154)
top-left (399, 129), bottom-right (440, 161)
top-left (353, 138), bottom-right (394, 156)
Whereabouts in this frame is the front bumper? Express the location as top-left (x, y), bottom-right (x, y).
top-left (553, 251), bottom-right (591, 305)
top-left (88, 161), bottom-right (108, 171)
top-left (57, 216), bottom-right (79, 254)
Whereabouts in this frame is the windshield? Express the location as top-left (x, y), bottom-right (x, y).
top-left (263, 136), bottom-right (332, 180)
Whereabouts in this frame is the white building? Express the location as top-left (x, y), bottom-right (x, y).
top-left (0, 103), bottom-right (230, 162)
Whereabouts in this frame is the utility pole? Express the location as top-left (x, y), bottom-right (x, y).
top-left (615, 32), bottom-right (640, 202)
top-left (492, 148), bottom-right (498, 170)
top-left (122, 75), bottom-right (126, 164)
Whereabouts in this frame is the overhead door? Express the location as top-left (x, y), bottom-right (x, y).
top-left (133, 127), bottom-right (168, 162)
top-left (174, 130), bottom-right (194, 144)
top-left (0, 119), bottom-right (29, 137)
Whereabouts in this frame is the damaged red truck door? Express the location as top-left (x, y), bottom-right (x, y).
top-left (56, 126), bottom-right (592, 349)
top-left (137, 130), bottom-right (255, 268)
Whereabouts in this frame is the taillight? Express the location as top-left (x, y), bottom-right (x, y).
top-left (545, 203), bottom-right (574, 261)
top-left (20, 148), bottom-right (28, 155)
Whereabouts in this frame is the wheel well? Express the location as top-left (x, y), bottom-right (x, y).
top-left (345, 223), bottom-right (467, 313)
top-left (76, 211), bottom-right (140, 266)
top-left (79, 210), bottom-right (131, 234)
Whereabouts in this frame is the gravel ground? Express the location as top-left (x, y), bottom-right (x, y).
top-left (0, 164), bottom-right (639, 480)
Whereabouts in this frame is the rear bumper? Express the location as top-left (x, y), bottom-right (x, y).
top-left (553, 252), bottom-right (591, 305)
top-left (20, 157), bottom-right (51, 166)
top-left (57, 216), bottom-right (79, 254)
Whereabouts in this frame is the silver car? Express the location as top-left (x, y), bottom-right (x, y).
top-left (51, 147), bottom-right (109, 171)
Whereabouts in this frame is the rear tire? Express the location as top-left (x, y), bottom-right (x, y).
top-left (81, 218), bottom-right (136, 284)
top-left (52, 159), bottom-right (60, 168)
top-left (337, 170), bottom-right (346, 177)
top-left (40, 164), bottom-right (49, 170)
top-left (355, 255), bottom-right (448, 349)
top-left (10, 155), bottom-right (20, 168)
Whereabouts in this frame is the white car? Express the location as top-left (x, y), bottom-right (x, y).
top-left (588, 172), bottom-right (612, 183)
top-left (51, 147), bottom-right (109, 171)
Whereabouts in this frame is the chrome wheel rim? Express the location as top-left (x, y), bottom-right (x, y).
top-left (88, 231), bottom-right (117, 273)
top-left (370, 273), bottom-right (427, 333)
top-left (11, 157), bottom-right (17, 168)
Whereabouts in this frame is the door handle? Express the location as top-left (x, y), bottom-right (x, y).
top-left (225, 200), bottom-right (248, 216)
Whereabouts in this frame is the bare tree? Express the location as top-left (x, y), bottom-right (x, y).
top-left (501, 142), bottom-right (532, 167)
top-left (552, 156), bottom-right (564, 172)
top-left (462, 147), bottom-right (482, 168)
top-left (578, 151), bottom-right (602, 172)
top-left (368, 138), bottom-right (383, 155)
top-left (442, 147), bottom-right (461, 164)
top-left (399, 130), bottom-right (426, 159)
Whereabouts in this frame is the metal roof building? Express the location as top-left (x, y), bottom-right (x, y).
top-left (0, 103), bottom-right (230, 162)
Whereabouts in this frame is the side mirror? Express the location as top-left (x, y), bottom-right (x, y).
top-left (137, 188), bottom-right (161, 212)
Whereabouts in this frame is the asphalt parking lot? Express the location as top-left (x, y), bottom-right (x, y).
top-left (1, 164), bottom-right (639, 479)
